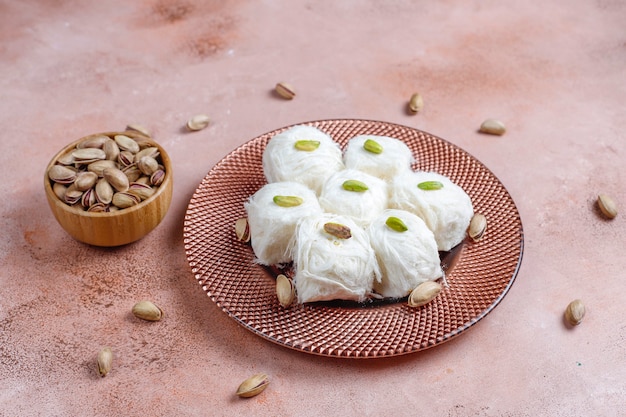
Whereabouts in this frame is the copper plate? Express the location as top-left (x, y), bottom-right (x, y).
top-left (183, 119), bottom-right (523, 358)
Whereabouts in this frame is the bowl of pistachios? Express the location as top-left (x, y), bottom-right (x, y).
top-left (44, 130), bottom-right (173, 247)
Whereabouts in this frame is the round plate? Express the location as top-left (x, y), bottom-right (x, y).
top-left (183, 119), bottom-right (523, 358)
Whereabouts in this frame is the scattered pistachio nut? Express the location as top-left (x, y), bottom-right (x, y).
top-left (386, 216), bottom-right (408, 232)
top-left (363, 139), bottom-right (383, 154)
top-left (273, 195), bottom-right (303, 207)
top-left (468, 213), bottom-right (487, 242)
top-left (342, 179), bottom-right (369, 192)
top-left (408, 281), bottom-right (442, 308)
top-left (132, 300), bottom-right (164, 321)
top-left (597, 194), bottom-right (617, 219)
top-left (275, 82), bottom-right (295, 99)
top-left (417, 181), bottom-right (444, 191)
top-left (186, 114), bottom-right (210, 131)
top-left (236, 373), bottom-right (270, 398)
top-left (479, 119), bottom-right (506, 135)
top-left (294, 140), bottom-right (320, 152)
top-left (97, 347), bottom-right (113, 377)
top-left (408, 93), bottom-right (424, 113)
top-left (564, 299), bottom-right (585, 326)
top-left (323, 222), bottom-right (352, 239)
top-left (235, 217), bottom-right (251, 242)
top-left (276, 274), bottom-right (295, 307)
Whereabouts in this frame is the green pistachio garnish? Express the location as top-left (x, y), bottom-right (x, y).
top-left (342, 179), bottom-right (369, 192)
top-left (363, 139), bottom-right (383, 154)
top-left (294, 140), bottom-right (320, 152)
top-left (385, 216), bottom-right (408, 232)
top-left (417, 181), bottom-right (444, 191)
top-left (273, 195), bottom-right (303, 207)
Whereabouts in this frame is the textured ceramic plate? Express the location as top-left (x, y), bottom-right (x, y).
top-left (183, 119), bottom-right (523, 358)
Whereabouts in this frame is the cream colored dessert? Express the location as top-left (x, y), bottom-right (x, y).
top-left (292, 213), bottom-right (381, 303)
top-left (262, 125), bottom-right (344, 195)
top-left (343, 134), bottom-right (414, 181)
top-left (318, 168), bottom-right (388, 227)
top-left (368, 209), bottom-right (443, 298)
top-left (245, 181), bottom-right (322, 266)
top-left (389, 171), bottom-right (473, 251)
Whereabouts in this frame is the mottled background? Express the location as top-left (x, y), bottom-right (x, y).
top-left (1, 0), bottom-right (624, 416)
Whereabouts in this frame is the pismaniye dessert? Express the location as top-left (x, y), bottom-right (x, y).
top-left (242, 125), bottom-right (477, 307)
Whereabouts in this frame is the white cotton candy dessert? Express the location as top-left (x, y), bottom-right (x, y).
top-left (244, 181), bottom-right (322, 266)
top-left (318, 169), bottom-right (388, 227)
top-left (368, 209), bottom-right (443, 298)
top-left (263, 125), bottom-right (345, 194)
top-left (389, 171), bottom-right (473, 251)
top-left (293, 213), bottom-right (381, 303)
top-left (343, 135), bottom-right (414, 181)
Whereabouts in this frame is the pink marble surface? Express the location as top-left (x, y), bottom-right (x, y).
top-left (1, 1), bottom-right (625, 416)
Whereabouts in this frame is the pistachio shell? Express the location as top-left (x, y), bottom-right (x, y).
top-left (137, 156), bottom-right (159, 176)
top-left (76, 135), bottom-right (108, 149)
top-left (103, 167), bottom-right (130, 192)
top-left (275, 82), bottom-right (295, 99)
top-left (408, 93), bottom-right (424, 113)
top-left (48, 165), bottom-right (77, 184)
top-left (134, 147), bottom-right (160, 162)
top-left (408, 281), bottom-right (442, 308)
top-left (479, 119), bottom-right (506, 135)
top-left (52, 182), bottom-right (67, 200)
top-left (87, 160), bottom-right (116, 177)
top-left (597, 194), bottom-right (617, 219)
top-left (112, 192), bottom-right (140, 208)
top-left (132, 300), bottom-right (163, 321)
top-left (114, 134), bottom-right (140, 153)
top-left (103, 139), bottom-right (120, 161)
top-left (72, 148), bottom-right (106, 163)
top-left (95, 178), bottom-right (114, 204)
top-left (468, 213), bottom-right (487, 241)
top-left (74, 171), bottom-right (98, 191)
top-left (63, 184), bottom-right (83, 205)
top-left (81, 188), bottom-right (97, 208)
top-left (186, 114), bottom-right (210, 131)
top-left (564, 299), bottom-right (585, 326)
top-left (97, 347), bottom-right (113, 377)
top-left (123, 165), bottom-right (142, 183)
top-left (127, 182), bottom-right (155, 201)
top-left (276, 274), bottom-right (295, 307)
top-left (125, 124), bottom-right (151, 137)
top-left (149, 169), bottom-right (165, 186)
top-left (235, 218), bottom-right (251, 242)
top-left (236, 373), bottom-right (270, 398)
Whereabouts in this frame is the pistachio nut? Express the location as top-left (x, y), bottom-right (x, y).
top-left (385, 216), bottom-right (408, 232)
top-left (114, 134), bottom-right (140, 153)
top-left (123, 165), bottom-right (142, 183)
top-left (117, 150), bottom-right (135, 167)
top-left (564, 299), bottom-right (585, 326)
top-left (323, 222), bottom-right (352, 239)
top-left (275, 82), bottom-right (295, 99)
top-left (74, 171), bottom-right (98, 192)
top-left (81, 188), bottom-right (97, 208)
top-left (72, 148), bottom-right (106, 164)
top-left (363, 139), bottom-right (383, 154)
top-left (408, 93), bottom-right (424, 113)
top-left (294, 140), bottom-right (320, 152)
top-left (97, 347), bottom-right (113, 377)
top-left (76, 135), bottom-right (108, 149)
top-left (149, 169), bottom-right (165, 186)
top-left (63, 184), bottom-right (83, 205)
top-left (408, 281), bottom-right (442, 308)
top-left (479, 119), bottom-right (506, 136)
top-left (342, 179), bottom-right (369, 192)
top-left (132, 300), bottom-right (163, 321)
top-left (56, 152), bottom-right (75, 166)
top-left (87, 202), bottom-right (108, 213)
top-left (134, 147), bottom-right (160, 162)
top-left (127, 182), bottom-right (155, 201)
top-left (236, 373), bottom-right (270, 398)
top-left (468, 213), bottom-right (487, 242)
top-left (417, 181), bottom-right (443, 191)
top-left (95, 178), bottom-right (114, 204)
top-left (48, 165), bottom-right (77, 184)
top-left (103, 138), bottom-right (120, 161)
top-left (103, 167), bottom-right (130, 192)
top-left (235, 218), bottom-right (251, 242)
top-left (112, 191), bottom-right (140, 208)
top-left (137, 156), bottom-right (159, 176)
top-left (52, 182), bottom-right (67, 200)
top-left (276, 274), bottom-right (295, 308)
top-left (186, 114), bottom-right (210, 131)
top-left (87, 160), bottom-right (116, 177)
top-left (597, 194), bottom-right (617, 219)
top-left (273, 195), bottom-right (303, 207)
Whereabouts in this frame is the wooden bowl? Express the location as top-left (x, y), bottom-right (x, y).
top-left (44, 131), bottom-right (173, 247)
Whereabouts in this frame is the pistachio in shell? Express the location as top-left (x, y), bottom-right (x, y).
top-left (132, 300), bottom-right (164, 322)
top-left (236, 373), bottom-right (270, 398)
